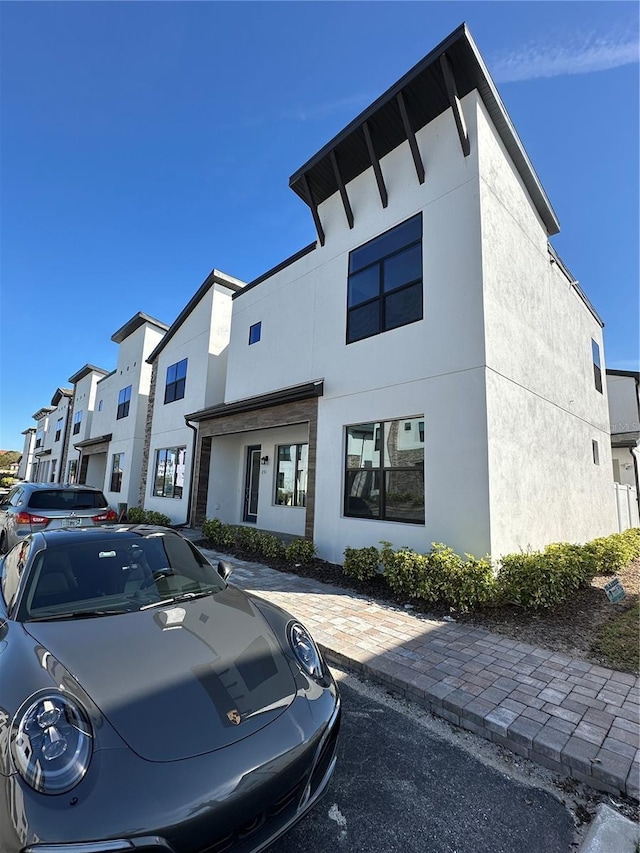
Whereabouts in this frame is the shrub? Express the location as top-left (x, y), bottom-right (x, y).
top-left (144, 510), bottom-right (172, 526)
top-left (234, 525), bottom-right (261, 554)
top-left (496, 545), bottom-right (589, 609)
top-left (439, 553), bottom-right (496, 611)
top-left (343, 546), bottom-right (380, 582)
top-left (260, 534), bottom-right (287, 562)
top-left (380, 543), bottom-right (436, 600)
top-left (126, 506), bottom-right (146, 523)
top-left (201, 518), bottom-right (236, 550)
top-left (0, 477), bottom-right (14, 488)
top-left (285, 538), bottom-right (316, 565)
top-left (583, 531), bottom-right (640, 576)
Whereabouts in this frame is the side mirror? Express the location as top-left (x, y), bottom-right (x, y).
top-left (217, 560), bottom-right (233, 581)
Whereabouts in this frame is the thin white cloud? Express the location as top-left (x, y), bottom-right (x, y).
top-left (491, 31), bottom-right (639, 83)
top-left (277, 93), bottom-right (373, 123)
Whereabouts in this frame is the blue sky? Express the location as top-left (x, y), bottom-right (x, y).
top-left (0, 1), bottom-right (638, 451)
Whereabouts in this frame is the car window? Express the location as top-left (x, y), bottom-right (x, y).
top-left (27, 490), bottom-right (108, 510)
top-left (1, 539), bottom-right (31, 611)
top-left (22, 534), bottom-right (225, 620)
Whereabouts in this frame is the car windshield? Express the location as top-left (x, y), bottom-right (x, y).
top-left (22, 534), bottom-right (226, 621)
top-left (28, 490), bottom-right (108, 510)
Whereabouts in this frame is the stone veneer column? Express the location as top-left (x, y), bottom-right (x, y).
top-left (138, 361), bottom-right (158, 509)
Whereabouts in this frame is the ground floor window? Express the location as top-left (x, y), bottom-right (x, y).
top-left (110, 453), bottom-right (124, 493)
top-left (153, 446), bottom-right (186, 498)
top-left (344, 417), bottom-right (424, 523)
top-left (67, 459), bottom-right (78, 484)
top-left (275, 443), bottom-right (308, 507)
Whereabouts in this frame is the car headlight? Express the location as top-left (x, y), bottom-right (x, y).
top-left (11, 692), bottom-right (93, 794)
top-left (288, 621), bottom-right (324, 679)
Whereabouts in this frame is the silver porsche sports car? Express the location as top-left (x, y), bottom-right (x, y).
top-left (0, 525), bottom-right (340, 852)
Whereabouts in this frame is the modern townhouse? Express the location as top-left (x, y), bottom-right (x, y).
top-left (61, 364), bottom-right (111, 484)
top-left (17, 428), bottom-right (35, 481)
top-left (606, 368), bottom-right (640, 528)
top-left (31, 389), bottom-right (73, 483)
top-left (140, 269), bottom-right (245, 525)
top-left (73, 312), bottom-right (168, 512)
top-left (185, 23), bottom-right (618, 564)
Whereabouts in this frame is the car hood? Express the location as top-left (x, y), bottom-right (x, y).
top-left (24, 586), bottom-right (297, 762)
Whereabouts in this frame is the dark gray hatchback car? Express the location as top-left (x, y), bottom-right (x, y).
top-left (0, 483), bottom-right (117, 553)
top-left (0, 525), bottom-right (341, 852)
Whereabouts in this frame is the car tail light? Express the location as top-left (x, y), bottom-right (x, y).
top-left (15, 511), bottom-right (49, 525)
top-left (92, 509), bottom-right (117, 522)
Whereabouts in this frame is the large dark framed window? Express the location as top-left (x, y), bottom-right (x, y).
top-left (347, 214), bottom-right (423, 344)
top-left (153, 447), bottom-right (186, 498)
top-left (54, 418), bottom-right (63, 442)
top-left (275, 444), bottom-right (308, 507)
top-left (344, 418), bottom-right (424, 523)
top-left (591, 339), bottom-right (603, 393)
top-left (35, 429), bottom-right (43, 449)
top-left (110, 453), bottom-right (124, 493)
top-left (117, 386), bottom-right (132, 420)
top-left (165, 358), bottom-right (188, 404)
top-left (73, 411), bottom-right (82, 435)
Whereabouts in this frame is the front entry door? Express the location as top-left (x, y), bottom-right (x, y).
top-left (243, 445), bottom-right (261, 523)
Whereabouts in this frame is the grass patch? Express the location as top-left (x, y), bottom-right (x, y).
top-left (591, 604), bottom-right (640, 673)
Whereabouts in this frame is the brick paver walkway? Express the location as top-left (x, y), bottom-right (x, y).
top-left (199, 547), bottom-right (639, 801)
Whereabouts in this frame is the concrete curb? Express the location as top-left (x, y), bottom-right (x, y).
top-left (578, 803), bottom-right (639, 853)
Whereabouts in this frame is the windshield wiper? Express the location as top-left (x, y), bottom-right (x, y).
top-left (139, 590), bottom-right (217, 610)
top-left (29, 608), bottom-right (131, 622)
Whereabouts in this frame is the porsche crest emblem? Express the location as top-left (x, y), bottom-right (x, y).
top-left (227, 709), bottom-right (242, 726)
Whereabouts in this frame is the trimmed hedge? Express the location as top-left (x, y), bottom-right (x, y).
top-left (126, 506), bottom-right (172, 526)
top-left (201, 518), bottom-right (315, 565)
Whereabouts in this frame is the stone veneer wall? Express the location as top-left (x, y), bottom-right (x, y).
top-left (138, 360), bottom-right (158, 509)
top-left (192, 397), bottom-right (319, 541)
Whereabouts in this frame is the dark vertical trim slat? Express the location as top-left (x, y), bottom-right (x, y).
top-left (439, 52), bottom-right (470, 157)
top-left (301, 172), bottom-right (325, 246)
top-left (363, 120), bottom-right (388, 208)
top-left (396, 90), bottom-right (425, 184)
top-left (330, 150), bottom-right (354, 229)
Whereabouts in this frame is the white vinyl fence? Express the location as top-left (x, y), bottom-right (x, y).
top-left (614, 483), bottom-right (640, 532)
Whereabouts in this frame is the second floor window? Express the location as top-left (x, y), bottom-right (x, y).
top-left (117, 386), bottom-right (132, 419)
top-left (165, 358), bottom-right (188, 404)
top-left (55, 418), bottom-right (63, 442)
top-left (35, 429), bottom-right (43, 448)
top-left (592, 340), bottom-right (603, 393)
top-left (347, 213), bottom-right (423, 344)
top-left (73, 411), bottom-right (82, 435)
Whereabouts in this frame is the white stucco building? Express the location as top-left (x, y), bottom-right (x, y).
top-left (606, 369), bottom-right (640, 529)
top-left (186, 24), bottom-right (618, 563)
top-left (141, 269), bottom-right (244, 525)
top-left (61, 364), bottom-right (110, 484)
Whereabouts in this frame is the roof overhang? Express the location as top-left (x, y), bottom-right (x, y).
top-left (112, 312), bottom-right (169, 344)
top-left (612, 432), bottom-right (640, 449)
top-left (185, 380), bottom-right (324, 424)
top-left (68, 364), bottom-right (110, 384)
top-left (74, 433), bottom-right (113, 450)
top-left (289, 23), bottom-right (559, 242)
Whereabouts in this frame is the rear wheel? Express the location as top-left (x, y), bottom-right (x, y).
top-left (0, 531), bottom-right (6, 555)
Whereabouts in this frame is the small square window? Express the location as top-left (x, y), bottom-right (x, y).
top-left (249, 322), bottom-right (261, 345)
top-left (592, 440), bottom-right (599, 465)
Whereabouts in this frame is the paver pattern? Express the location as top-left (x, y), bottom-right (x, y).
top-left (199, 547), bottom-right (640, 800)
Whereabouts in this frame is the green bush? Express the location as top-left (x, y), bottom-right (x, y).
top-left (260, 535), bottom-right (287, 562)
top-left (496, 546), bottom-right (588, 609)
top-left (380, 543), bottom-right (436, 600)
top-left (201, 518), bottom-right (236, 550)
top-left (439, 553), bottom-right (496, 611)
top-left (583, 530), bottom-right (640, 575)
top-left (234, 525), bottom-right (261, 554)
top-left (125, 507), bottom-right (170, 525)
top-left (343, 546), bottom-right (380, 581)
top-left (285, 538), bottom-right (316, 565)
top-left (126, 506), bottom-right (146, 523)
top-left (0, 477), bottom-right (15, 488)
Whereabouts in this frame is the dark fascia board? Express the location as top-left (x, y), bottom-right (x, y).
top-left (74, 433), bottom-right (113, 449)
top-left (607, 369), bottom-right (640, 382)
top-left (233, 243), bottom-right (317, 300)
top-left (96, 369), bottom-right (117, 385)
top-left (50, 387), bottom-right (73, 407)
top-left (611, 432), bottom-right (640, 448)
top-left (35, 448), bottom-right (52, 457)
top-left (21, 427), bottom-right (36, 435)
top-left (548, 245), bottom-right (604, 328)
top-left (185, 380), bottom-right (324, 423)
top-left (111, 312), bottom-right (170, 344)
top-left (147, 269), bottom-right (246, 364)
top-left (68, 364), bottom-right (110, 385)
top-left (32, 406), bottom-right (56, 420)
top-left (289, 23), bottom-right (559, 237)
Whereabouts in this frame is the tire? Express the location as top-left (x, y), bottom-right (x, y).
top-left (0, 532), bottom-right (7, 556)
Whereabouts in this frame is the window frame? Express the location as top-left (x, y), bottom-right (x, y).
top-left (249, 322), bottom-right (262, 345)
top-left (72, 411), bottom-right (82, 435)
top-left (152, 446), bottom-right (187, 499)
top-left (274, 443), bottom-right (308, 508)
top-left (592, 339), bottom-right (603, 394)
top-left (346, 214), bottom-right (423, 345)
top-left (54, 418), bottom-right (63, 442)
top-left (344, 417), bottom-right (425, 524)
top-left (110, 453), bottom-right (124, 493)
top-left (164, 358), bottom-right (188, 405)
top-left (116, 386), bottom-right (132, 420)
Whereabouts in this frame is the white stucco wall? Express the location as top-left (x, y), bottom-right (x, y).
top-left (607, 374), bottom-right (640, 436)
top-left (476, 96), bottom-right (618, 553)
top-left (66, 371), bottom-right (105, 481)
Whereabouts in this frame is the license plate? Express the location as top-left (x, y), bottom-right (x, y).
top-left (63, 518), bottom-right (82, 528)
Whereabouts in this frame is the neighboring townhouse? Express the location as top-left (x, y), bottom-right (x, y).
top-left (17, 428), bottom-right (35, 481)
top-left (141, 269), bottom-right (245, 525)
top-left (74, 313), bottom-right (168, 512)
top-left (606, 368), bottom-right (640, 528)
top-left (31, 389), bottom-right (73, 483)
top-left (186, 24), bottom-right (618, 564)
top-left (61, 364), bottom-right (111, 484)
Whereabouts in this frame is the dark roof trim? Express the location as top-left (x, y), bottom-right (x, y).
top-left (51, 388), bottom-right (73, 407)
top-left (68, 364), bottom-right (110, 384)
top-left (35, 448), bottom-right (52, 457)
top-left (96, 369), bottom-right (117, 386)
top-left (233, 242), bottom-right (317, 300)
top-left (185, 380), bottom-right (324, 423)
top-left (32, 406), bottom-right (55, 420)
top-left (289, 23), bottom-right (559, 236)
top-left (74, 433), bottom-right (113, 449)
top-left (548, 245), bottom-right (603, 328)
top-left (607, 369), bottom-right (640, 381)
top-left (147, 269), bottom-right (245, 363)
top-left (611, 433), bottom-right (640, 448)
top-left (111, 312), bottom-right (169, 344)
